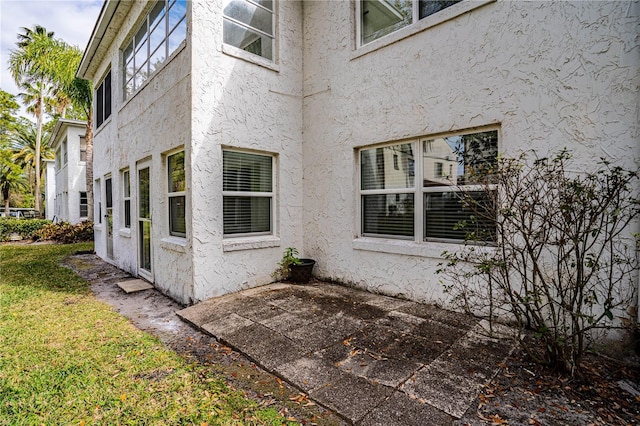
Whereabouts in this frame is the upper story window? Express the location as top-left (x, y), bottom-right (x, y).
top-left (79, 137), bottom-right (87, 162)
top-left (95, 70), bottom-right (112, 128)
top-left (359, 0), bottom-right (461, 45)
top-left (62, 138), bottom-right (68, 165)
top-left (223, 149), bottom-right (274, 237)
top-left (223, 0), bottom-right (274, 60)
top-left (123, 0), bottom-right (187, 100)
top-left (359, 128), bottom-right (498, 244)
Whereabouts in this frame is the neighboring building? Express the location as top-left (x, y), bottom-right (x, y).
top-left (44, 159), bottom-right (56, 221)
top-left (50, 119), bottom-right (88, 224)
top-left (77, 1), bottom-right (639, 309)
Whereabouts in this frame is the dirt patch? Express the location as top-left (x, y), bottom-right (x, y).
top-left (456, 348), bottom-right (640, 425)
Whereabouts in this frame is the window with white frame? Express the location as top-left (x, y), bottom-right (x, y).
top-left (95, 179), bottom-right (102, 224)
top-left (62, 138), bottom-right (68, 165)
top-left (123, 0), bottom-right (187, 99)
top-left (79, 137), bottom-right (87, 162)
top-left (222, 150), bottom-right (273, 236)
top-left (122, 169), bottom-right (131, 228)
top-left (223, 0), bottom-right (275, 60)
top-left (359, 0), bottom-right (462, 45)
top-left (167, 151), bottom-right (186, 237)
top-left (359, 129), bottom-right (498, 243)
top-left (95, 70), bottom-right (112, 128)
top-left (79, 191), bottom-right (88, 218)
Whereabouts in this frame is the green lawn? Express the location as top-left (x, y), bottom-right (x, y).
top-left (0, 243), bottom-right (292, 425)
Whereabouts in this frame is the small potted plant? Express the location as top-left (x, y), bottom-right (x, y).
top-left (274, 247), bottom-right (316, 284)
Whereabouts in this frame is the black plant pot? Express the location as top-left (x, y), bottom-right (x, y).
top-left (289, 259), bottom-right (316, 283)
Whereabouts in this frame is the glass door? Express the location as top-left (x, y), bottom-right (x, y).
top-left (137, 162), bottom-right (152, 281)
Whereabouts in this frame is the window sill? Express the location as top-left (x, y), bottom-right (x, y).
top-left (351, 0), bottom-right (494, 60)
top-left (222, 44), bottom-right (279, 73)
top-left (223, 236), bottom-right (280, 252)
top-left (160, 236), bottom-right (187, 253)
top-left (353, 237), bottom-right (495, 259)
top-left (118, 228), bottom-right (131, 238)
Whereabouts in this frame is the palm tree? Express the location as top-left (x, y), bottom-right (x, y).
top-left (0, 149), bottom-right (28, 215)
top-left (11, 120), bottom-right (53, 195)
top-left (8, 26), bottom-right (57, 215)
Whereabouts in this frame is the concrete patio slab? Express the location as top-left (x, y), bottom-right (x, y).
top-left (176, 282), bottom-right (515, 425)
top-left (117, 279), bottom-right (153, 293)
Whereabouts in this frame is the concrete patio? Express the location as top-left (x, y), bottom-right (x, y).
top-left (177, 282), bottom-right (515, 425)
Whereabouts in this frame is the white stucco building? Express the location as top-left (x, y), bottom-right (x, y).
top-left (49, 119), bottom-right (88, 224)
top-left (77, 0), bottom-right (639, 310)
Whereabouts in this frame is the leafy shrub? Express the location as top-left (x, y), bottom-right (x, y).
top-left (34, 221), bottom-right (94, 243)
top-left (438, 150), bottom-right (639, 374)
top-left (0, 218), bottom-right (51, 241)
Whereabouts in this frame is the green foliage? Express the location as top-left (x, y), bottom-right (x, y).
top-left (0, 89), bottom-right (19, 146)
top-left (438, 149), bottom-right (640, 374)
top-left (34, 220), bottom-right (94, 243)
top-left (273, 247), bottom-right (302, 280)
top-left (0, 217), bottom-right (50, 241)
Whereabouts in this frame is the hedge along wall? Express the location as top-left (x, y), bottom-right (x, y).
top-left (0, 218), bottom-right (51, 241)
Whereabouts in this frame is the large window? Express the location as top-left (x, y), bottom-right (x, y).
top-left (223, 0), bottom-right (274, 60)
top-left (359, 0), bottom-right (462, 45)
top-left (167, 151), bottom-right (186, 237)
top-left (79, 137), bottom-right (87, 162)
top-left (360, 129), bottom-right (498, 243)
top-left (223, 150), bottom-right (273, 236)
top-left (122, 169), bottom-right (131, 228)
top-left (123, 0), bottom-right (187, 99)
top-left (95, 70), bottom-right (111, 128)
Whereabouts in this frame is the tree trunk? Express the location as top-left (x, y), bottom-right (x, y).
top-left (34, 91), bottom-right (43, 215)
top-left (85, 110), bottom-right (94, 220)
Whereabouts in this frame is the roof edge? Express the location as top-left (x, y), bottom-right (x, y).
top-left (77, 0), bottom-right (119, 79)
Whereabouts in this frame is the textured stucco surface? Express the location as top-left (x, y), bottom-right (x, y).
top-left (89, 1), bottom-right (193, 304)
top-left (188, 0), bottom-right (304, 302)
top-left (85, 0), bottom-right (639, 309)
top-left (301, 0), bottom-right (640, 305)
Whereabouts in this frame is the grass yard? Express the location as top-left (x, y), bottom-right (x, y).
top-left (0, 243), bottom-right (292, 425)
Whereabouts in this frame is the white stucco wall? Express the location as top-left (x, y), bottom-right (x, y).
top-left (44, 160), bottom-right (56, 221)
top-left (51, 122), bottom-right (87, 224)
top-left (301, 0), bottom-right (640, 304)
top-left (188, 0), bottom-right (304, 302)
top-left (89, 1), bottom-right (193, 304)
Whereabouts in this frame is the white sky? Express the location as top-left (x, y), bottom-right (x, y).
top-left (0, 0), bottom-right (103, 119)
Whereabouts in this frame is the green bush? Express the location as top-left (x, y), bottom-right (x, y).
top-left (34, 221), bottom-right (94, 243)
top-left (0, 218), bottom-right (51, 241)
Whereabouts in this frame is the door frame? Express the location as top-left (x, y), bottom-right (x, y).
top-left (136, 159), bottom-right (153, 282)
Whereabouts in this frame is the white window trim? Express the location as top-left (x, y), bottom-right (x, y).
top-left (122, 0), bottom-right (187, 101)
top-left (167, 150), bottom-right (186, 238)
top-left (222, 148), bottom-right (277, 240)
top-left (122, 168), bottom-right (131, 230)
top-left (356, 126), bottom-right (500, 250)
top-left (95, 69), bottom-right (112, 131)
top-left (353, 0), bottom-right (494, 58)
top-left (222, 0), bottom-right (278, 65)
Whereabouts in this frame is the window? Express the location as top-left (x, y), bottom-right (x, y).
top-left (79, 192), bottom-right (88, 218)
top-left (123, 169), bottom-right (131, 228)
top-left (80, 137), bottom-right (87, 162)
top-left (95, 179), bottom-right (102, 224)
top-left (223, 0), bottom-right (274, 60)
top-left (55, 148), bottom-right (61, 169)
top-left (223, 150), bottom-right (273, 236)
top-left (359, 129), bottom-right (498, 243)
top-left (359, 0), bottom-right (462, 45)
top-left (95, 70), bottom-right (112, 128)
top-left (62, 138), bottom-right (68, 165)
top-left (167, 151), bottom-right (186, 237)
top-left (123, 0), bottom-right (187, 99)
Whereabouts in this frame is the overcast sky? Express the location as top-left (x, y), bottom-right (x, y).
top-left (1, 0), bottom-right (103, 119)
